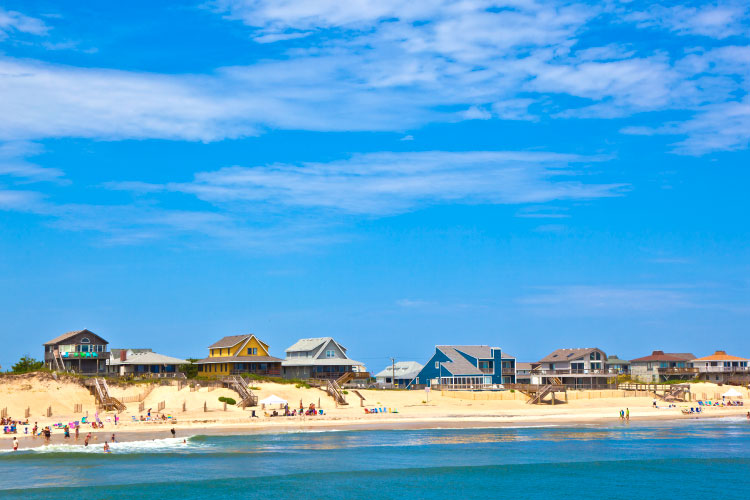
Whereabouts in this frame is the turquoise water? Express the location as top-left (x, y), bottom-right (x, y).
top-left (1, 418), bottom-right (749, 499)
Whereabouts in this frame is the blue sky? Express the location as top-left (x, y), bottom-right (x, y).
top-left (0, 0), bottom-right (749, 371)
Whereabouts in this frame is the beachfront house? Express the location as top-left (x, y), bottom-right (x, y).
top-left (501, 353), bottom-right (517, 384)
top-left (691, 351), bottom-right (750, 384)
top-left (194, 334), bottom-right (283, 377)
top-left (605, 355), bottom-right (631, 374)
top-left (412, 345), bottom-right (507, 389)
top-left (531, 348), bottom-right (616, 389)
top-left (629, 350), bottom-right (697, 382)
top-left (375, 361), bottom-right (423, 388)
top-left (43, 329), bottom-right (109, 374)
top-left (516, 362), bottom-right (535, 384)
top-left (281, 337), bottom-right (366, 381)
top-left (107, 349), bottom-right (188, 377)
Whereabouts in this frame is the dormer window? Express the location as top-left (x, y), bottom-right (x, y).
top-left (326, 350), bottom-right (335, 358)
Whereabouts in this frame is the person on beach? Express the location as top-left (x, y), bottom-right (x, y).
top-left (13, 437), bottom-right (19, 451)
top-left (114, 414), bottom-right (118, 426)
top-left (147, 408), bottom-right (152, 418)
top-left (64, 426), bottom-right (70, 439)
top-left (84, 433), bottom-right (91, 447)
top-left (619, 409), bottom-right (624, 420)
top-left (626, 408), bottom-right (630, 421)
top-left (75, 426), bottom-right (79, 439)
top-left (111, 433), bottom-right (116, 442)
top-left (43, 427), bottom-right (51, 441)
top-left (32, 422), bottom-right (37, 436)
top-left (170, 428), bottom-right (176, 438)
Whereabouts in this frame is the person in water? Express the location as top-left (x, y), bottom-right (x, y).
top-left (12, 437), bottom-right (19, 451)
top-left (103, 441), bottom-right (110, 453)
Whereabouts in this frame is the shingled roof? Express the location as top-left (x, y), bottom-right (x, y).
top-left (539, 348), bottom-right (601, 363)
top-left (208, 334), bottom-right (268, 349)
top-left (435, 345), bottom-right (499, 376)
top-left (630, 350), bottom-right (696, 363)
top-left (43, 329), bottom-right (104, 346)
top-left (693, 350), bottom-right (749, 362)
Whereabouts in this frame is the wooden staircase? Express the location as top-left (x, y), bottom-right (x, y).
top-left (326, 379), bottom-right (348, 405)
top-left (510, 384), bottom-right (567, 405)
top-left (93, 378), bottom-right (127, 412)
top-left (657, 384), bottom-right (690, 402)
top-left (225, 376), bottom-right (258, 408)
top-left (52, 349), bottom-right (66, 372)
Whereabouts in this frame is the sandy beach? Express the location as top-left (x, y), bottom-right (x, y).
top-left (2, 374), bottom-right (748, 450)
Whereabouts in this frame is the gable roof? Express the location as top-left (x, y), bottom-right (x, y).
top-left (286, 337), bottom-right (347, 355)
top-left (44, 329), bottom-right (107, 346)
top-left (693, 350), bottom-right (749, 362)
top-left (109, 351), bottom-right (188, 366)
top-left (539, 348), bottom-right (601, 363)
top-left (375, 361), bottom-right (424, 379)
top-left (208, 334), bottom-right (268, 350)
top-left (435, 346), bottom-right (500, 376)
top-left (516, 362), bottom-right (534, 371)
top-left (630, 350), bottom-right (696, 363)
top-left (606, 355), bottom-right (631, 365)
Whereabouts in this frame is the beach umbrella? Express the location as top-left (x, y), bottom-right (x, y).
top-left (722, 388), bottom-right (742, 398)
top-left (259, 395), bottom-right (287, 405)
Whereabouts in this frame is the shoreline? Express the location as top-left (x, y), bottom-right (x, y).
top-left (8, 408), bottom-right (749, 451)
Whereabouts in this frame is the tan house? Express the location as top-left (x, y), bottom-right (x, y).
top-left (691, 351), bottom-right (750, 383)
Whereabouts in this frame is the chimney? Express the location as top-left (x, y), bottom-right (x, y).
top-left (120, 350), bottom-right (127, 361)
top-left (652, 350), bottom-right (664, 356)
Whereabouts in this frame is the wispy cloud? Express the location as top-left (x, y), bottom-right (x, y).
top-left (109, 150), bottom-right (626, 216)
top-left (625, 1), bottom-right (750, 39)
top-left (0, 3), bottom-right (746, 152)
top-left (0, 141), bottom-right (64, 182)
top-left (518, 284), bottom-right (697, 315)
top-left (0, 7), bottom-right (48, 40)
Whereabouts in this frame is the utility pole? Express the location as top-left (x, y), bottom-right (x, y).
top-left (391, 357), bottom-right (396, 389)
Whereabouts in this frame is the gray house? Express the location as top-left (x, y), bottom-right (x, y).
top-left (375, 361), bottom-right (423, 388)
top-left (281, 337), bottom-right (365, 380)
top-left (532, 347), bottom-right (616, 388)
top-left (44, 329), bottom-right (109, 374)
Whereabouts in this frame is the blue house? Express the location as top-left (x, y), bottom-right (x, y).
top-left (411, 345), bottom-right (515, 389)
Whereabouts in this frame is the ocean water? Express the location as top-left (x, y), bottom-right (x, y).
top-left (1, 418), bottom-right (749, 499)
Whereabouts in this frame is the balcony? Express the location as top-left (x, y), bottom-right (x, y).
top-left (657, 367), bottom-right (699, 375)
top-left (530, 369), bottom-right (613, 376)
top-left (698, 366), bottom-right (750, 373)
top-left (502, 368), bottom-right (515, 375)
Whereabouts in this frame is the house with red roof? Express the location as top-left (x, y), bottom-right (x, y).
top-left (630, 350), bottom-right (696, 382)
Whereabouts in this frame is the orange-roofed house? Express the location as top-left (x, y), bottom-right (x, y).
top-left (691, 351), bottom-right (750, 384)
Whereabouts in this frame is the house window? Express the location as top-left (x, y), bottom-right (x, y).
top-left (326, 350), bottom-right (335, 358)
top-left (248, 348), bottom-right (257, 355)
top-left (435, 361), bottom-right (439, 369)
top-left (80, 337), bottom-right (91, 343)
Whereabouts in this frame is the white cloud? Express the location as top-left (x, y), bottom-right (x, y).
top-left (622, 96), bottom-right (750, 155)
top-left (626, 2), bottom-right (750, 39)
top-left (0, 2), bottom-right (745, 154)
top-left (0, 141), bottom-right (64, 181)
top-left (0, 8), bottom-right (48, 40)
top-left (518, 285), bottom-right (696, 315)
top-left (119, 150), bottom-right (626, 216)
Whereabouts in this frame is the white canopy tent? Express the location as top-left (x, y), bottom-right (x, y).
top-left (722, 388), bottom-right (743, 398)
top-left (259, 395), bottom-right (288, 406)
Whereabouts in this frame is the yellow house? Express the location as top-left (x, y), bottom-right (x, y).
top-left (195, 334), bottom-right (282, 377)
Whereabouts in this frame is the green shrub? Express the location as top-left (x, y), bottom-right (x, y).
top-left (218, 396), bottom-right (236, 405)
top-left (342, 390), bottom-right (349, 394)
top-left (11, 355), bottom-right (44, 374)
